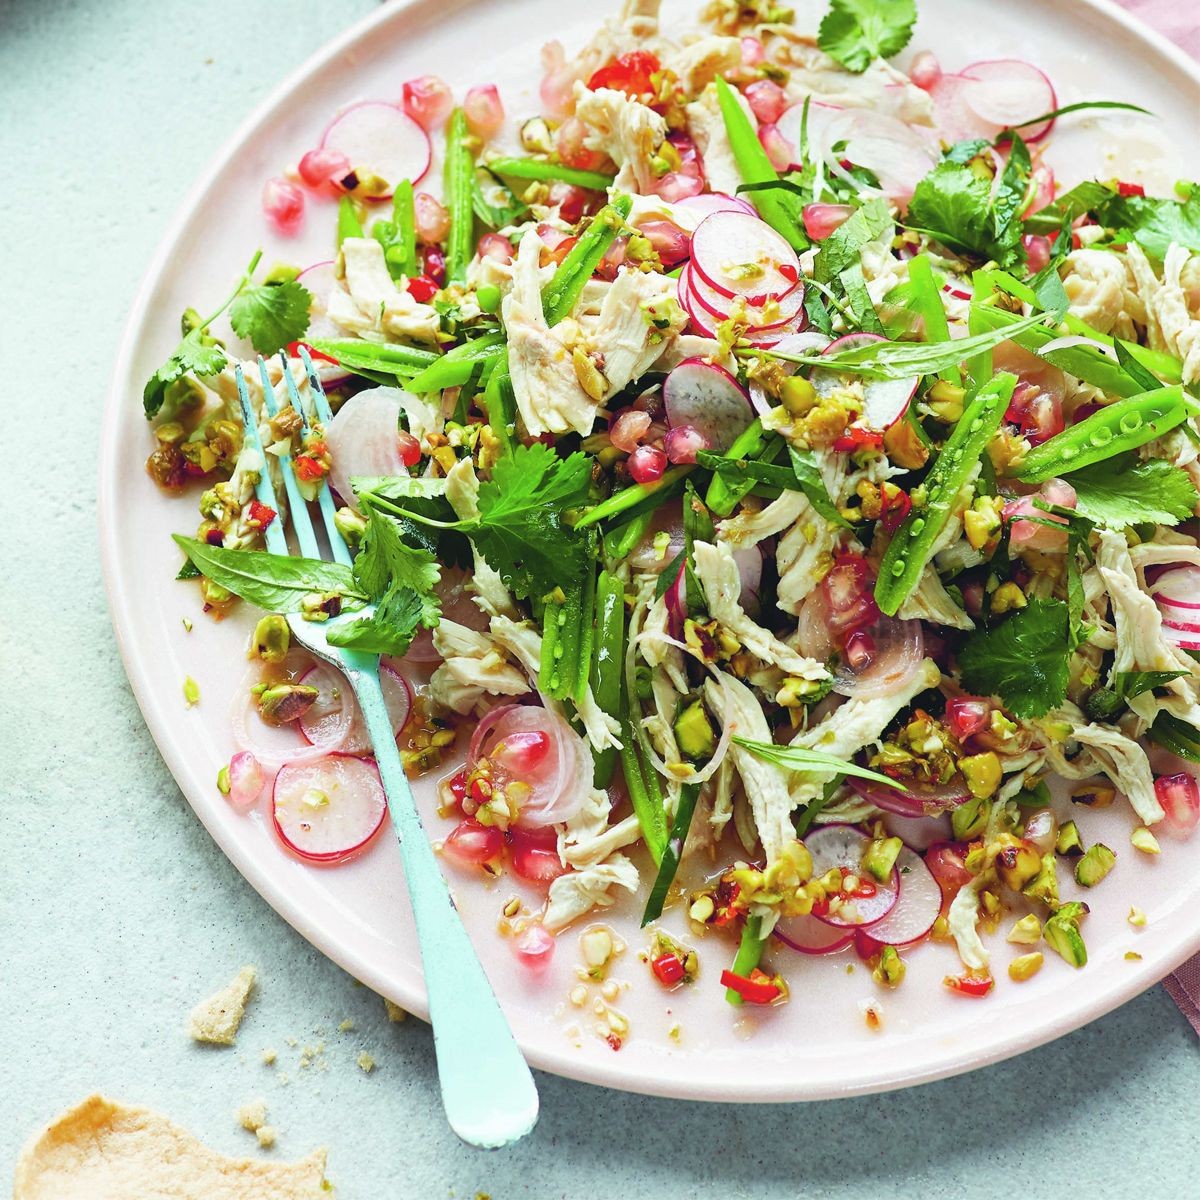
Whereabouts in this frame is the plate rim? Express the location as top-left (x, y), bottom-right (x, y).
top-left (99, 0), bottom-right (1200, 1103)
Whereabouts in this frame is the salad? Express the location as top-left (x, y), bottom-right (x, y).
top-left (146, 0), bottom-right (1200, 1026)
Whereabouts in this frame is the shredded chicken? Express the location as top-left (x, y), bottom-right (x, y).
top-left (1062, 249), bottom-right (1132, 333)
top-left (428, 620), bottom-right (531, 715)
top-left (1068, 722), bottom-right (1164, 825)
top-left (665, 35), bottom-right (742, 97)
top-left (897, 565), bottom-right (974, 630)
top-left (717, 491), bottom-right (808, 549)
top-left (575, 84), bottom-right (668, 193)
top-left (583, 266), bottom-right (686, 392)
top-left (543, 853), bottom-right (640, 930)
top-left (693, 539), bottom-right (827, 679)
top-left (334, 238), bottom-right (440, 344)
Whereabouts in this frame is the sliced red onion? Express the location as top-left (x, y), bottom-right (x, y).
top-left (847, 774), bottom-right (972, 819)
top-left (960, 59), bottom-right (1057, 142)
top-left (299, 663), bottom-right (413, 754)
top-left (817, 109), bottom-right (938, 205)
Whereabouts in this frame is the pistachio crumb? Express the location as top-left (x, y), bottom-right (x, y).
top-left (256, 1125), bottom-right (277, 1149)
top-left (183, 676), bottom-right (201, 707)
top-left (668, 1023), bottom-right (682, 1043)
top-left (1006, 914), bottom-right (1042, 945)
top-left (1128, 906), bottom-right (1148, 927)
top-left (356, 1051), bottom-right (376, 1074)
top-left (1131, 827), bottom-right (1160, 854)
top-left (1125, 951), bottom-right (1143, 961)
top-left (569, 985), bottom-right (588, 1007)
top-left (1007, 952), bottom-right (1044, 982)
top-left (384, 998), bottom-right (408, 1022)
top-left (182, 617), bottom-right (193, 632)
top-left (260, 1047), bottom-right (277, 1066)
top-left (338, 1019), bottom-right (355, 1033)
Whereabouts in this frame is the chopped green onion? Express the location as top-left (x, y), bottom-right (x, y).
top-left (642, 783), bottom-right (701, 926)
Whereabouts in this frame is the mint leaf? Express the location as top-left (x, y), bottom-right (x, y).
top-left (472, 443), bottom-right (591, 598)
top-left (1068, 456), bottom-right (1199, 527)
top-left (732, 738), bottom-right (911, 790)
top-left (229, 279), bottom-right (312, 355)
top-left (957, 598), bottom-right (1071, 718)
top-left (173, 535), bottom-right (362, 611)
top-left (817, 0), bottom-right (916, 73)
top-left (814, 197), bottom-right (893, 284)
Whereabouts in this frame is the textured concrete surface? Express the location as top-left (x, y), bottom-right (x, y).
top-left (1, 0), bottom-right (1197, 1196)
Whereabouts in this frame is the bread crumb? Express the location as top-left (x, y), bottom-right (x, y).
top-left (235, 1099), bottom-right (268, 1134)
top-left (383, 998), bottom-right (408, 1023)
top-left (338, 1019), bottom-right (355, 1033)
top-left (261, 1048), bottom-right (277, 1066)
top-left (356, 1052), bottom-right (376, 1074)
top-left (188, 966), bottom-right (257, 1046)
top-left (256, 1125), bottom-right (277, 1149)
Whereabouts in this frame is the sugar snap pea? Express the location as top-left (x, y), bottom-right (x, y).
top-left (486, 156), bottom-right (615, 192)
top-left (443, 108), bottom-right (476, 286)
top-left (542, 194), bottom-right (633, 326)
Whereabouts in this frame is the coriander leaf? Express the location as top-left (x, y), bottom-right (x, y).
top-left (173, 534), bottom-right (363, 611)
top-left (1023, 180), bottom-right (1117, 236)
top-left (957, 597), bottom-right (1071, 718)
top-left (229, 279), bottom-right (312, 356)
top-left (1067, 456), bottom-right (1199, 527)
top-left (472, 442), bottom-right (591, 599)
top-left (143, 333), bottom-right (227, 418)
top-left (814, 197), bottom-right (893, 284)
top-left (352, 507), bottom-right (441, 621)
top-left (326, 582), bottom-right (428, 656)
top-left (732, 737), bottom-right (911, 791)
top-left (351, 475), bottom-right (449, 502)
top-left (1031, 261), bottom-right (1070, 320)
top-left (1095, 186), bottom-right (1200, 260)
top-left (817, 0), bottom-right (916, 73)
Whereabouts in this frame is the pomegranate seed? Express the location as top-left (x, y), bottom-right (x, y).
top-left (493, 730), bottom-right (552, 774)
top-left (396, 429), bottom-right (422, 467)
top-left (946, 696), bottom-right (992, 740)
top-left (509, 825), bottom-right (568, 884)
top-left (844, 630), bottom-right (876, 671)
top-left (803, 203), bottom-right (855, 241)
top-left (555, 116), bottom-right (606, 171)
top-left (1022, 234), bottom-right (1052, 273)
top-left (261, 177), bottom-right (304, 235)
top-left (423, 246), bottom-right (446, 285)
top-left (464, 83), bottom-right (505, 139)
top-left (664, 424), bottom-right (709, 465)
top-left (627, 444), bottom-right (667, 484)
top-left (297, 147), bottom-right (351, 188)
top-left (638, 218), bottom-right (691, 267)
top-left (648, 170), bottom-right (704, 202)
top-left (651, 953), bottom-right (685, 987)
top-left (740, 36), bottom-right (765, 66)
top-left (476, 232), bottom-right (514, 264)
top-left (414, 191), bottom-right (450, 243)
top-left (205, 527), bottom-right (224, 547)
top-left (405, 275), bottom-right (439, 304)
top-left (1155, 772), bottom-right (1200, 833)
top-left (446, 768), bottom-right (468, 813)
top-left (610, 409), bottom-right (652, 453)
top-left (757, 123), bottom-right (792, 172)
top-left (513, 924), bottom-right (556, 970)
top-left (744, 79), bottom-right (788, 125)
top-left (1118, 181), bottom-right (1146, 197)
top-left (547, 181), bottom-right (591, 223)
top-left (468, 775), bottom-right (493, 803)
top-left (908, 49), bottom-right (942, 90)
top-left (402, 75), bottom-right (453, 131)
top-left (443, 818), bottom-right (503, 866)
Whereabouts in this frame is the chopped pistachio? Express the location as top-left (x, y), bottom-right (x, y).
top-left (1008, 952), bottom-right (1044, 982)
top-left (780, 375), bottom-right (817, 416)
top-left (1128, 906), bottom-right (1147, 928)
top-left (1074, 843), bottom-right (1116, 888)
top-left (257, 683), bottom-right (319, 723)
top-left (1022, 852), bottom-right (1060, 907)
top-left (1043, 901), bottom-right (1089, 967)
top-left (334, 506), bottom-right (368, 546)
top-left (216, 765), bottom-right (231, 795)
top-left (1007, 914), bottom-right (1042, 944)
top-left (960, 752), bottom-right (1002, 799)
top-left (995, 836), bottom-right (1042, 891)
top-left (990, 581), bottom-right (1027, 615)
top-left (688, 894), bottom-right (715, 923)
top-left (872, 946), bottom-right (905, 988)
top-left (1125, 950), bottom-right (1143, 961)
top-left (181, 617), bottom-right (193, 633)
top-left (863, 836), bottom-right (903, 884)
top-left (951, 794), bottom-right (989, 840)
top-left (1055, 819), bottom-right (1085, 857)
top-left (580, 926), bottom-right (615, 979)
top-left (183, 676), bottom-right (201, 707)
top-left (926, 380), bottom-right (965, 422)
top-left (251, 614), bottom-right (291, 664)
top-left (1070, 784), bottom-right (1114, 809)
top-left (1131, 827), bottom-right (1160, 855)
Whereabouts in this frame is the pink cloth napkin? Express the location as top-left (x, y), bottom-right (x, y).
top-left (1113, 0), bottom-right (1200, 1031)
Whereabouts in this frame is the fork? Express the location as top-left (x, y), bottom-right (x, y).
top-left (233, 351), bottom-right (539, 1149)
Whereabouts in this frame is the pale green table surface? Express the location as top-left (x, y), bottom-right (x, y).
top-left (2, 0), bottom-right (1197, 1195)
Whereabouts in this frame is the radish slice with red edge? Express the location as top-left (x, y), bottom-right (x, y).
top-left (689, 211), bottom-right (801, 304)
top-left (961, 59), bottom-right (1057, 142)
top-left (299, 663), bottom-right (413, 754)
top-left (856, 846), bottom-right (941, 946)
top-left (774, 913), bottom-right (853, 955)
top-left (675, 192), bottom-right (756, 220)
top-left (928, 73), bottom-right (1003, 143)
top-left (272, 754), bottom-right (387, 862)
top-left (318, 100), bottom-right (431, 197)
top-left (663, 358), bottom-right (755, 453)
top-left (810, 333), bottom-right (917, 431)
top-left (803, 824), bottom-right (900, 928)
top-left (1149, 566), bottom-right (1200, 610)
top-left (677, 264), bottom-right (720, 338)
top-left (747, 331), bottom-right (831, 415)
top-left (230, 662), bottom-right (351, 769)
top-left (685, 262), bottom-right (805, 328)
top-left (325, 387), bottom-right (412, 504)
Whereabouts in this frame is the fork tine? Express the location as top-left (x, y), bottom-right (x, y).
top-left (255, 358), bottom-right (323, 561)
top-left (291, 347), bottom-right (354, 566)
top-left (234, 365), bottom-right (289, 557)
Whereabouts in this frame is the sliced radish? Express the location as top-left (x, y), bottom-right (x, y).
top-left (675, 192), bottom-right (756, 220)
top-left (663, 358), bottom-right (754, 453)
top-left (272, 754), bottom-right (387, 862)
top-left (928, 73), bottom-right (1003, 143)
top-left (1162, 625), bottom-right (1200, 651)
top-left (319, 101), bottom-right (431, 198)
top-left (299, 663), bottom-right (412, 754)
top-left (961, 59), bottom-right (1057, 142)
top-left (857, 847), bottom-right (940, 946)
top-left (689, 211), bottom-right (800, 305)
top-left (810, 333), bottom-right (917, 431)
top-left (325, 386), bottom-right (412, 504)
top-left (748, 331), bottom-right (831, 415)
top-left (685, 265), bottom-right (805, 329)
top-left (775, 913), bottom-right (853, 955)
top-left (678, 264), bottom-right (720, 338)
top-left (817, 109), bottom-right (939, 206)
top-left (1149, 566), bottom-right (1200, 610)
top-left (803, 824), bottom-right (900, 928)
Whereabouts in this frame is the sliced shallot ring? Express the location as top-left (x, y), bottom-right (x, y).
top-left (775, 914), bottom-right (853, 955)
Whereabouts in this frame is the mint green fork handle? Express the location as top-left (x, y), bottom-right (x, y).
top-left (347, 656), bottom-right (539, 1148)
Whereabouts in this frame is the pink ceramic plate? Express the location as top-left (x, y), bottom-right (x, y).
top-left (100, 0), bottom-right (1200, 1100)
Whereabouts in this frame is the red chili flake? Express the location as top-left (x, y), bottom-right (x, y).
top-left (855, 879), bottom-right (877, 898)
top-left (811, 896), bottom-right (830, 917)
top-left (720, 968), bottom-right (783, 1005)
top-left (879, 484), bottom-right (912, 532)
top-left (779, 263), bottom-right (799, 283)
top-left (293, 455), bottom-right (325, 482)
top-left (943, 973), bottom-right (994, 998)
top-left (605, 1032), bottom-right (624, 1051)
top-left (651, 953), bottom-right (685, 987)
top-left (833, 427), bottom-right (884, 453)
top-left (446, 768), bottom-right (468, 812)
top-left (286, 340), bottom-right (338, 365)
top-left (1117, 181), bottom-right (1145, 197)
top-left (248, 499), bottom-right (277, 528)
top-left (469, 775), bottom-right (493, 803)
